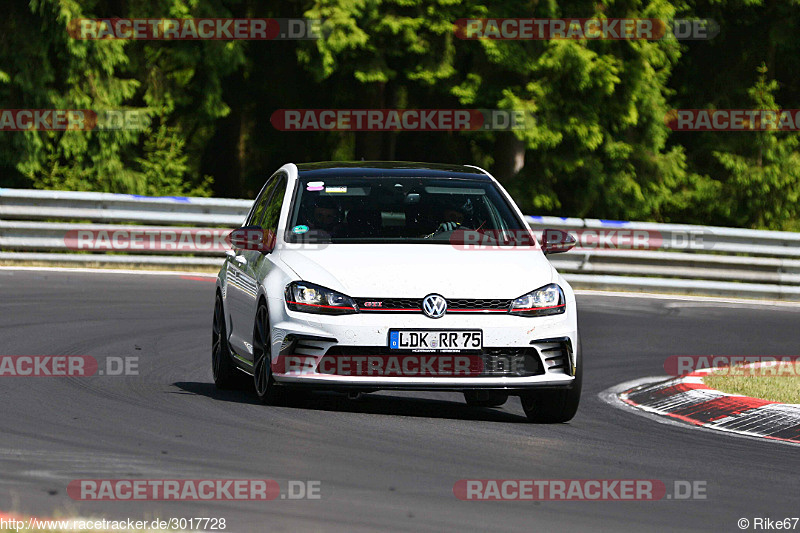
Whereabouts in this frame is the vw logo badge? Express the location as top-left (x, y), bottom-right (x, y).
top-left (422, 294), bottom-right (447, 319)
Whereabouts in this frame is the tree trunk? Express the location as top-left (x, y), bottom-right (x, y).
top-left (492, 132), bottom-right (526, 183)
top-left (353, 82), bottom-right (398, 160)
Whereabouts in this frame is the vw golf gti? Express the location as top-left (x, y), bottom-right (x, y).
top-left (212, 161), bottom-right (580, 422)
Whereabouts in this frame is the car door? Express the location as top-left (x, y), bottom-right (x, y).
top-left (226, 177), bottom-right (278, 357)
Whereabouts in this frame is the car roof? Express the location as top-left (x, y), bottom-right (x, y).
top-left (294, 161), bottom-right (492, 180)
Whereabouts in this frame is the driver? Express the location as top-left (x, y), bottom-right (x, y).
top-left (435, 206), bottom-right (466, 233)
top-left (309, 197), bottom-right (343, 235)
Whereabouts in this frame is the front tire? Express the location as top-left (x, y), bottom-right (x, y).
top-left (252, 300), bottom-right (284, 404)
top-left (520, 344), bottom-right (582, 423)
top-left (212, 293), bottom-right (241, 389)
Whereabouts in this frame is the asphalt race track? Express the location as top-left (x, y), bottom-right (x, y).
top-left (1, 269), bottom-right (798, 532)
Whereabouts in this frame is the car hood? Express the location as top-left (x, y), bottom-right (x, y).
top-left (278, 244), bottom-right (555, 299)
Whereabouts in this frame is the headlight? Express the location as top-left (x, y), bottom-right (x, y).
top-left (509, 284), bottom-right (566, 317)
top-left (285, 281), bottom-right (357, 315)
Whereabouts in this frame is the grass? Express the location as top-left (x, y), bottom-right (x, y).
top-left (703, 362), bottom-right (800, 404)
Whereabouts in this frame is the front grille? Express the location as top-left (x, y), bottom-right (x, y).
top-left (354, 298), bottom-right (420, 311)
top-left (354, 297), bottom-right (512, 314)
top-left (449, 299), bottom-right (511, 312)
top-left (318, 346), bottom-right (543, 377)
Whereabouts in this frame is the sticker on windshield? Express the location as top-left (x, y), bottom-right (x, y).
top-left (291, 225), bottom-right (309, 234)
top-left (325, 186), bottom-right (347, 193)
top-left (306, 181), bottom-right (324, 191)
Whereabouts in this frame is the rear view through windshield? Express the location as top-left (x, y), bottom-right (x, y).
top-left (286, 177), bottom-right (528, 243)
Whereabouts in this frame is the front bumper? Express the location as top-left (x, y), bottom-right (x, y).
top-left (266, 297), bottom-right (578, 391)
top-left (276, 373), bottom-right (575, 392)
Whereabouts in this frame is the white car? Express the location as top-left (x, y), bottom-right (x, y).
top-left (212, 162), bottom-right (580, 422)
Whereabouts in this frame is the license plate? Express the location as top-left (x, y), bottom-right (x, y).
top-left (389, 330), bottom-right (482, 351)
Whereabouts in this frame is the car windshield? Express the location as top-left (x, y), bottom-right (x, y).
top-left (285, 176), bottom-right (528, 244)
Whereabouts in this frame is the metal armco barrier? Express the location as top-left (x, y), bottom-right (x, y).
top-left (1, 188), bottom-right (799, 300)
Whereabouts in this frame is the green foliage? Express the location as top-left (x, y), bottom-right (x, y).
top-left (2, 0), bottom-right (141, 191)
top-left (136, 123), bottom-right (214, 196)
top-left (0, 0), bottom-right (799, 230)
top-left (0, 0), bottom-right (231, 196)
top-left (299, 0), bottom-right (458, 85)
top-left (712, 64), bottom-right (800, 229)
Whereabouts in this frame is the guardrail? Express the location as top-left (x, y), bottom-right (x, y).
top-left (2, 188), bottom-right (799, 300)
top-left (0, 188), bottom-right (250, 226)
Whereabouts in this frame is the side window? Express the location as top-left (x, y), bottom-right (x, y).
top-left (247, 177), bottom-right (277, 227)
top-left (259, 176), bottom-right (288, 234)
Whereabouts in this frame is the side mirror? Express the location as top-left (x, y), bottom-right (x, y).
top-left (541, 229), bottom-right (577, 254)
top-left (228, 226), bottom-right (276, 253)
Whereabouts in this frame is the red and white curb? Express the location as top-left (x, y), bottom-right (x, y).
top-left (617, 368), bottom-right (800, 444)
